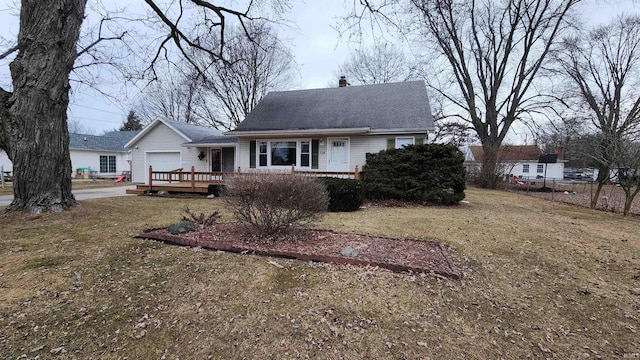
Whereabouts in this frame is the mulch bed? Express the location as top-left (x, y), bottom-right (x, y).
top-left (136, 224), bottom-right (463, 279)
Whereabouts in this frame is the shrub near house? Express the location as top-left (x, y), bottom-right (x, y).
top-left (364, 143), bottom-right (466, 205)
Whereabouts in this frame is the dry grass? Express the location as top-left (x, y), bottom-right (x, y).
top-left (0, 179), bottom-right (129, 196)
top-left (0, 189), bottom-right (639, 359)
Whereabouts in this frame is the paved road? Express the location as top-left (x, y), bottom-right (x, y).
top-left (0, 185), bottom-right (137, 207)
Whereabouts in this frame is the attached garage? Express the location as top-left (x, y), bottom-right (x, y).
top-left (147, 151), bottom-right (181, 172)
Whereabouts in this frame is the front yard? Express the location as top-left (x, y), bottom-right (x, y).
top-left (0, 188), bottom-right (638, 358)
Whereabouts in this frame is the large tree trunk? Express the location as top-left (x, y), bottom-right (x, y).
top-left (3, 0), bottom-right (87, 213)
top-left (479, 143), bottom-right (501, 189)
top-left (590, 164), bottom-right (610, 209)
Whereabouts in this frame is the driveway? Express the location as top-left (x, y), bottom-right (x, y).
top-left (0, 185), bottom-right (137, 207)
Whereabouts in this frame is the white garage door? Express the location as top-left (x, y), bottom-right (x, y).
top-left (147, 152), bottom-right (181, 171)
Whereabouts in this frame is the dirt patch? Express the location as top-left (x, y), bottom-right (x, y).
top-left (137, 223), bottom-right (463, 279)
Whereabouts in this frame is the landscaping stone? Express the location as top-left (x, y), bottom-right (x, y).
top-left (340, 245), bottom-right (359, 258)
top-left (168, 221), bottom-right (196, 235)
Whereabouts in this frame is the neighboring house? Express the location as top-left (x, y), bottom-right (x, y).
top-left (227, 80), bottom-right (434, 173)
top-left (69, 131), bottom-right (139, 179)
top-left (125, 117), bottom-right (237, 184)
top-left (0, 131), bottom-right (138, 179)
top-left (464, 145), bottom-right (565, 180)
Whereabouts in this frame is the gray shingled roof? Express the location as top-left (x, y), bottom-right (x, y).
top-left (69, 131), bottom-right (140, 152)
top-left (232, 80), bottom-right (433, 132)
top-left (161, 118), bottom-right (224, 142)
top-left (182, 136), bottom-right (238, 145)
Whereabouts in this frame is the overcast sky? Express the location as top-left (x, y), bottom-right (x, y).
top-left (0, 0), bottom-right (638, 136)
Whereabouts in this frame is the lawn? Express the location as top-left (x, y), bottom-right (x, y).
top-left (0, 188), bottom-right (638, 359)
top-left (0, 179), bottom-right (130, 196)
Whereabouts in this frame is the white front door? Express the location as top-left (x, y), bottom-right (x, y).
top-left (328, 138), bottom-right (349, 172)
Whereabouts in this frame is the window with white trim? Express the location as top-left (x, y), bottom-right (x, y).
top-left (271, 141), bottom-right (297, 166)
top-left (537, 164), bottom-right (544, 173)
top-left (300, 141), bottom-right (310, 167)
top-left (523, 164), bottom-right (530, 173)
top-left (395, 137), bottom-right (415, 148)
top-left (254, 140), bottom-right (312, 168)
top-left (259, 142), bottom-right (268, 167)
top-left (99, 155), bottom-right (116, 173)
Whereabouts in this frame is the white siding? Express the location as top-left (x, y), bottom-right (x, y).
top-left (510, 161), bottom-right (564, 180)
top-left (3, 150), bottom-right (130, 179)
top-left (129, 123), bottom-right (190, 183)
top-left (348, 135), bottom-right (388, 171)
top-left (69, 150), bottom-right (130, 178)
top-left (237, 134), bottom-right (423, 173)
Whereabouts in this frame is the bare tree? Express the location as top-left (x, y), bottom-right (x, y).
top-left (135, 22), bottom-right (294, 130)
top-left (135, 67), bottom-right (209, 125)
top-left (197, 22), bottom-right (295, 130)
top-left (67, 118), bottom-right (97, 135)
top-left (554, 15), bottom-right (640, 208)
top-left (0, 0), bottom-right (289, 213)
top-left (336, 43), bottom-right (420, 85)
top-left (535, 116), bottom-right (597, 168)
top-left (344, 0), bottom-right (580, 188)
top-left (609, 140), bottom-right (640, 216)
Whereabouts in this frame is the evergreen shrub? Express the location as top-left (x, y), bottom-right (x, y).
top-left (317, 177), bottom-right (364, 212)
top-left (364, 143), bottom-right (466, 205)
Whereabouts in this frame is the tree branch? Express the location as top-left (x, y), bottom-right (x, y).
top-left (0, 45), bottom-right (18, 61)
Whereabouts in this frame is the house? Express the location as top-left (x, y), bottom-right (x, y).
top-left (464, 144), bottom-right (565, 180)
top-left (69, 131), bottom-right (139, 179)
top-left (227, 79), bottom-right (434, 173)
top-left (127, 80), bottom-right (434, 188)
top-left (0, 131), bottom-right (139, 180)
top-left (124, 117), bottom-right (237, 184)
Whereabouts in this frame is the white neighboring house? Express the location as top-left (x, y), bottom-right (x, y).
top-left (124, 117), bottom-right (237, 184)
top-left (69, 131), bottom-right (139, 179)
top-left (0, 131), bottom-right (139, 180)
top-left (464, 145), bottom-right (565, 181)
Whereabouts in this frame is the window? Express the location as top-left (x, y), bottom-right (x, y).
top-left (252, 140), bottom-right (313, 167)
top-left (395, 137), bottom-right (415, 148)
top-left (259, 142), bottom-right (268, 167)
top-left (100, 155), bottom-right (116, 173)
top-left (300, 141), bottom-right (310, 167)
top-left (537, 164), bottom-right (544, 173)
top-left (522, 164), bottom-right (530, 173)
top-left (271, 141), bottom-right (297, 166)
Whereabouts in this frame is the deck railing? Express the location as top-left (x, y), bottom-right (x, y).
top-left (146, 164), bottom-right (363, 192)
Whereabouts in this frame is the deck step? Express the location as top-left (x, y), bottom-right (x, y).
top-left (126, 189), bottom-right (146, 195)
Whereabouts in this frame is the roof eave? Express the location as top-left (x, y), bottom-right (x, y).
top-left (367, 128), bottom-right (433, 135)
top-left (225, 127), bottom-right (371, 137)
top-left (124, 117), bottom-right (192, 148)
top-left (181, 142), bottom-right (237, 147)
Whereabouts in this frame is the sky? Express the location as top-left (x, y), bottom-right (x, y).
top-left (0, 0), bottom-right (638, 136)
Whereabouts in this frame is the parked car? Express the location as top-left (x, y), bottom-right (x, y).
top-left (564, 169), bottom-right (592, 181)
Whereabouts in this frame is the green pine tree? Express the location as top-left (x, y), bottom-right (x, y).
top-left (119, 110), bottom-right (143, 131)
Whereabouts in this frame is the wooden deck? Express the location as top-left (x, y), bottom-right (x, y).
top-left (127, 165), bottom-right (363, 195)
top-left (126, 181), bottom-right (223, 194)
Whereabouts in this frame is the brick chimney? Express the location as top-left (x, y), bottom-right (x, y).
top-left (555, 145), bottom-right (564, 160)
top-left (339, 75), bottom-right (347, 87)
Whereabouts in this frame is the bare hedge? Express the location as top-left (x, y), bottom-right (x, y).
top-left (224, 172), bottom-right (328, 237)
